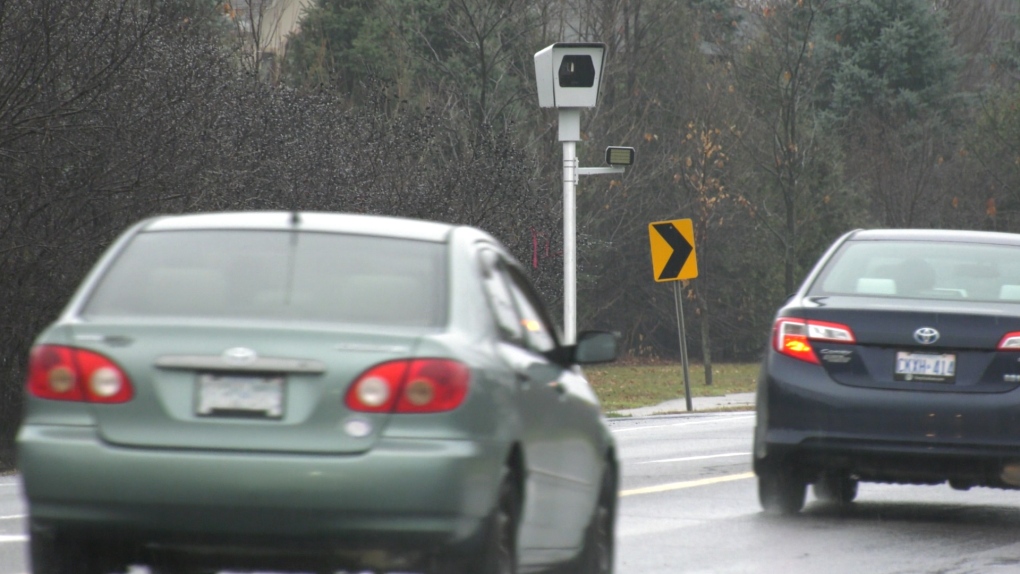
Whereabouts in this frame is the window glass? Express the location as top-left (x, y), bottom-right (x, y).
top-left (810, 240), bottom-right (1020, 302)
top-left (505, 268), bottom-right (558, 354)
top-left (478, 250), bottom-right (525, 343)
top-left (83, 230), bottom-right (447, 327)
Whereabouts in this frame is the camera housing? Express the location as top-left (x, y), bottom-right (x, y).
top-left (534, 43), bottom-right (606, 108)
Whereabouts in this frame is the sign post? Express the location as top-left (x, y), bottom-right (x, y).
top-left (649, 218), bottom-right (699, 411)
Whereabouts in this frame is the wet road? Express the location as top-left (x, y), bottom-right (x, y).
top-left (610, 412), bottom-right (1020, 574)
top-left (5, 412), bottom-right (1020, 573)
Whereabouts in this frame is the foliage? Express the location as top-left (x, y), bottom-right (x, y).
top-left (816, 0), bottom-right (959, 124)
top-left (0, 0), bottom-right (550, 466)
top-left (5, 0), bottom-right (1020, 464)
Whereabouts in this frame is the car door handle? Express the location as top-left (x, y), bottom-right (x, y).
top-left (516, 372), bottom-right (531, 390)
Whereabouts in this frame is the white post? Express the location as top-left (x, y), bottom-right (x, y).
top-left (559, 110), bottom-right (581, 345)
top-left (563, 140), bottom-right (577, 345)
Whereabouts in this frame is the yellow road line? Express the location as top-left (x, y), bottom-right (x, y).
top-left (620, 472), bottom-right (755, 497)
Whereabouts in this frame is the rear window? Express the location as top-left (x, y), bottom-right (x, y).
top-left (82, 230), bottom-right (448, 327)
top-left (809, 240), bottom-right (1020, 303)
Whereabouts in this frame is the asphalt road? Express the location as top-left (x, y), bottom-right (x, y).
top-left (610, 412), bottom-right (1020, 574)
top-left (5, 412), bottom-right (1020, 573)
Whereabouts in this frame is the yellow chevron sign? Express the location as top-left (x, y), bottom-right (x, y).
top-left (648, 219), bottom-right (698, 282)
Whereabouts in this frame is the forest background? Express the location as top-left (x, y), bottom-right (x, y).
top-left (2, 0), bottom-right (1019, 461)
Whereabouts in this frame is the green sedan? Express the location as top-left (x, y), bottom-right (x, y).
top-left (17, 211), bottom-right (618, 574)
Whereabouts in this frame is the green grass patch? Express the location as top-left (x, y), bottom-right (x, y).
top-left (585, 361), bottom-right (760, 413)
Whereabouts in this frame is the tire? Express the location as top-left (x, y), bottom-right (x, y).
top-left (567, 464), bottom-right (616, 574)
top-left (812, 472), bottom-right (858, 505)
top-left (441, 468), bottom-right (520, 574)
top-left (149, 565), bottom-right (215, 574)
top-left (758, 466), bottom-right (806, 515)
top-left (29, 531), bottom-right (106, 574)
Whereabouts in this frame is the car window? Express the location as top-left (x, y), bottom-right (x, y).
top-left (809, 240), bottom-right (1020, 302)
top-left (82, 230), bottom-right (448, 327)
top-left (504, 266), bottom-right (558, 354)
top-left (478, 249), bottom-right (526, 344)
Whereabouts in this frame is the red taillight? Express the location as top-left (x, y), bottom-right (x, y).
top-left (27, 345), bottom-right (134, 403)
top-left (346, 359), bottom-right (470, 414)
top-left (998, 332), bottom-right (1020, 350)
top-left (773, 319), bottom-right (855, 364)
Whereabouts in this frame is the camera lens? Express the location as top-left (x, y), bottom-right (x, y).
top-left (558, 55), bottom-right (596, 88)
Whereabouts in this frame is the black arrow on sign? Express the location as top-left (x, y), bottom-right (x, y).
top-left (653, 222), bottom-right (693, 281)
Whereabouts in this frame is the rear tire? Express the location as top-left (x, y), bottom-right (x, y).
top-left (758, 466), bottom-right (806, 515)
top-left (812, 472), bottom-right (858, 505)
top-left (29, 531), bottom-right (107, 574)
top-left (436, 468), bottom-right (520, 574)
top-left (567, 464), bottom-right (616, 574)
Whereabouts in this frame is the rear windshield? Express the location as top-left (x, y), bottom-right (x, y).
top-left (82, 230), bottom-right (448, 327)
top-left (809, 240), bottom-right (1020, 303)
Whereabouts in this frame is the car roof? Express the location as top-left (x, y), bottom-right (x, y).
top-left (140, 211), bottom-right (457, 243)
top-left (848, 228), bottom-right (1020, 246)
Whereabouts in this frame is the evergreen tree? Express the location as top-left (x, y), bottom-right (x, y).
top-left (816, 0), bottom-right (959, 124)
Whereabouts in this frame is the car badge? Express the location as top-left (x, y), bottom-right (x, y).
top-left (913, 327), bottom-right (940, 345)
top-left (222, 347), bottom-right (258, 365)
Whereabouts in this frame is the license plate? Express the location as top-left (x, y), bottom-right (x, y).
top-left (894, 352), bottom-right (956, 383)
top-left (196, 374), bottom-right (285, 418)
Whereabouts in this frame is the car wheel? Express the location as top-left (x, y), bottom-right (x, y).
top-left (484, 470), bottom-right (521, 574)
top-left (758, 467), bottom-right (806, 515)
top-left (29, 532), bottom-right (105, 574)
top-left (567, 464), bottom-right (616, 574)
top-left (812, 472), bottom-right (858, 505)
top-left (438, 468), bottom-right (520, 574)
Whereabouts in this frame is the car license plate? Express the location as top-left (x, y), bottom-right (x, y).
top-left (894, 352), bottom-right (956, 383)
top-left (196, 374), bottom-right (285, 418)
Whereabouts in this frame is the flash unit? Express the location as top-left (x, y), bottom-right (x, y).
top-left (605, 147), bottom-right (635, 166)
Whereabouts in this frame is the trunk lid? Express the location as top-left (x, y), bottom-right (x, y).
top-left (797, 296), bottom-right (1020, 393)
top-left (68, 321), bottom-right (424, 454)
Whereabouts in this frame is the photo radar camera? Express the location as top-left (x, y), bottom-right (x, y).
top-left (533, 40), bottom-right (630, 346)
top-left (534, 42), bottom-right (606, 108)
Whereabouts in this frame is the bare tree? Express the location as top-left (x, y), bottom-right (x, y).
top-left (733, 0), bottom-right (830, 295)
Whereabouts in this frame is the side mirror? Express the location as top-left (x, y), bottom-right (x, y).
top-left (573, 330), bottom-right (618, 364)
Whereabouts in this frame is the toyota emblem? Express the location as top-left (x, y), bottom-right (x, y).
top-left (913, 327), bottom-right (940, 345)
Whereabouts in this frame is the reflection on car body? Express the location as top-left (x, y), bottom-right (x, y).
top-left (755, 228), bottom-right (1020, 514)
top-left (17, 211), bottom-right (618, 574)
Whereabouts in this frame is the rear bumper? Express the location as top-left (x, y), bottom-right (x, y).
top-left (18, 424), bottom-right (504, 561)
top-left (755, 354), bottom-right (1020, 487)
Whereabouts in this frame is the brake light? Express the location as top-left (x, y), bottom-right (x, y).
top-left (346, 359), bottom-right (471, 413)
top-left (27, 345), bottom-right (134, 403)
top-left (774, 319), bottom-right (855, 364)
top-left (998, 332), bottom-right (1020, 350)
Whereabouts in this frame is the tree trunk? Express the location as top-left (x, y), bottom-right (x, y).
top-left (699, 294), bottom-right (713, 386)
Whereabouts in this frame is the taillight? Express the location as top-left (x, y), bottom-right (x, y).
top-left (998, 332), bottom-right (1020, 350)
top-left (27, 345), bottom-right (134, 403)
top-left (774, 319), bottom-right (855, 364)
top-left (346, 359), bottom-right (470, 414)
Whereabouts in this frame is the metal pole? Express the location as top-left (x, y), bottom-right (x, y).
top-left (673, 281), bottom-right (693, 412)
top-left (563, 140), bottom-right (577, 345)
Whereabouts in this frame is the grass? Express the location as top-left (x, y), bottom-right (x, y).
top-left (585, 361), bottom-right (761, 413)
